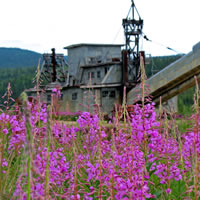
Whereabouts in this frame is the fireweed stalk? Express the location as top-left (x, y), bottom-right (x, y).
top-left (111, 128), bottom-right (115, 200)
top-left (193, 76), bottom-right (200, 200)
top-left (141, 55), bottom-right (147, 200)
top-left (72, 130), bottom-right (78, 200)
top-left (164, 112), bottom-right (171, 198)
top-left (139, 54), bottom-right (147, 200)
top-left (177, 124), bottom-right (189, 192)
top-left (140, 55), bottom-right (147, 157)
top-left (0, 83), bottom-right (15, 197)
top-left (36, 60), bottom-right (42, 150)
top-left (25, 103), bottom-right (32, 200)
top-left (97, 117), bottom-right (103, 199)
top-left (44, 105), bottom-right (51, 200)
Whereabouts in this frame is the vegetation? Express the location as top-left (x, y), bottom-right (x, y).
top-left (178, 87), bottom-right (195, 115)
top-left (0, 47), bottom-right (39, 104)
top-left (145, 54), bottom-right (183, 78)
top-left (0, 67), bottom-right (35, 102)
top-left (0, 49), bottom-right (197, 199)
top-left (0, 72), bottom-right (200, 199)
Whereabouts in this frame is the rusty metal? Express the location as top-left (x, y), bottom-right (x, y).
top-left (139, 51), bottom-right (145, 65)
top-left (122, 50), bottom-right (128, 86)
top-left (139, 51), bottom-right (146, 80)
top-left (51, 48), bottom-right (57, 82)
top-left (33, 49), bottom-right (69, 86)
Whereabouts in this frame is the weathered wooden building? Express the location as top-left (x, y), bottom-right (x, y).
top-left (26, 43), bottom-right (127, 115)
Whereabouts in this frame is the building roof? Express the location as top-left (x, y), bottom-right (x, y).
top-left (64, 43), bottom-right (124, 49)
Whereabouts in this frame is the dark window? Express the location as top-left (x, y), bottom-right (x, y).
top-left (72, 93), bottom-right (77, 100)
top-left (89, 57), bottom-right (96, 64)
top-left (73, 80), bottom-right (75, 85)
top-left (88, 72), bottom-right (90, 79)
top-left (109, 91), bottom-right (116, 98)
top-left (47, 95), bottom-right (51, 102)
top-left (105, 67), bottom-right (108, 74)
top-left (91, 72), bottom-right (95, 78)
top-left (102, 91), bottom-right (108, 97)
top-left (97, 71), bottom-right (101, 78)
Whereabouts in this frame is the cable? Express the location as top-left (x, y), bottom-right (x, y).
top-left (126, 0), bottom-right (141, 20)
top-left (126, 5), bottom-right (132, 19)
top-left (144, 40), bottom-right (159, 77)
top-left (133, 2), bottom-right (141, 19)
top-left (99, 25), bottom-right (124, 63)
top-left (111, 25), bottom-right (123, 44)
top-left (142, 33), bottom-right (184, 54)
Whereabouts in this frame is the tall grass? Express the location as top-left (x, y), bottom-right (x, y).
top-left (0, 60), bottom-right (200, 199)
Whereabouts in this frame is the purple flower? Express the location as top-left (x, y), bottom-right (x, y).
top-left (3, 128), bottom-right (8, 135)
top-left (166, 188), bottom-right (171, 194)
top-left (2, 159), bottom-right (8, 167)
top-left (52, 87), bottom-right (61, 97)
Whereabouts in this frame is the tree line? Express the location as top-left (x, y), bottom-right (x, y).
top-left (0, 67), bottom-right (35, 105)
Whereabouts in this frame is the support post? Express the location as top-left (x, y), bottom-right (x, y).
top-left (51, 48), bottom-right (57, 82)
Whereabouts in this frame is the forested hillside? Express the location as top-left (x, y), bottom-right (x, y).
top-left (145, 54), bottom-right (183, 78)
top-left (0, 47), bottom-right (41, 68)
top-left (0, 67), bottom-right (35, 102)
top-left (0, 47), bottom-right (39, 105)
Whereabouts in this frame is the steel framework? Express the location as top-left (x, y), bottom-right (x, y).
top-left (122, 0), bottom-right (143, 83)
top-left (33, 48), bottom-right (69, 86)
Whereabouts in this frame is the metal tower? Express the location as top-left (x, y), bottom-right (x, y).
top-left (33, 48), bottom-right (69, 86)
top-left (122, 0), bottom-right (143, 85)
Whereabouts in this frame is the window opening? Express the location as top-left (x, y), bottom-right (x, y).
top-left (104, 67), bottom-right (108, 74)
top-left (73, 80), bottom-right (75, 85)
top-left (72, 93), bottom-right (77, 100)
top-left (109, 91), bottom-right (116, 98)
top-left (102, 91), bottom-right (108, 97)
top-left (47, 95), bottom-right (51, 102)
top-left (97, 71), bottom-right (101, 78)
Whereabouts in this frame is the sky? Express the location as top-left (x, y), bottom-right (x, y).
top-left (0, 0), bottom-right (200, 56)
